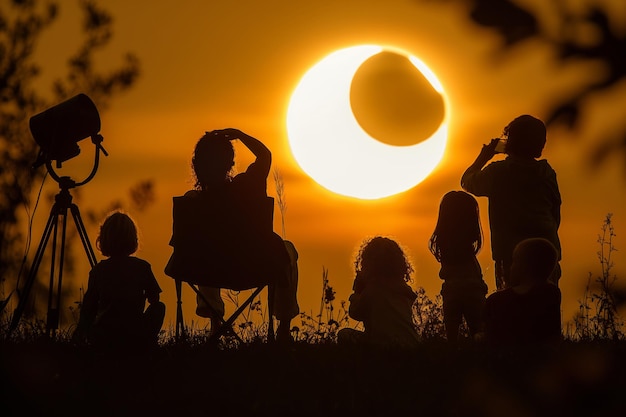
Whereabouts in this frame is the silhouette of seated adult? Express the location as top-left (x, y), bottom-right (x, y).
top-left (165, 128), bottom-right (298, 342)
top-left (485, 238), bottom-right (562, 347)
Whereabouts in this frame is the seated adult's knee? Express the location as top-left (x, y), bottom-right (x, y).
top-left (146, 301), bottom-right (166, 326)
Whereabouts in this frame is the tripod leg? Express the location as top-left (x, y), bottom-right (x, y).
top-left (9, 208), bottom-right (58, 333)
top-left (69, 203), bottom-right (97, 267)
top-left (9, 186), bottom-right (98, 336)
top-left (47, 208), bottom-right (69, 334)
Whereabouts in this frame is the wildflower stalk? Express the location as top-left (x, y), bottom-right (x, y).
top-left (595, 213), bottom-right (621, 340)
top-left (318, 267), bottom-right (328, 332)
top-left (572, 213), bottom-right (623, 341)
top-left (273, 168), bottom-right (287, 239)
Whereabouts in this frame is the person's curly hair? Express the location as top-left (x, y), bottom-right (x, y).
top-left (354, 236), bottom-right (413, 283)
top-left (191, 131), bottom-right (235, 189)
top-left (96, 211), bottom-right (138, 257)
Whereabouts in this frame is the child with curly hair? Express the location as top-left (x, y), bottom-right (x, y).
top-left (338, 236), bottom-right (419, 348)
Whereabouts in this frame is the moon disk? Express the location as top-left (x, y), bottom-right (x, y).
top-left (286, 45), bottom-right (449, 200)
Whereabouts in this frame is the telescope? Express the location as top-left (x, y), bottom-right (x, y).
top-left (9, 93), bottom-right (107, 335)
top-left (30, 93), bottom-right (102, 168)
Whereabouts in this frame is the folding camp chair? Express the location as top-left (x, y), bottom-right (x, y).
top-left (165, 192), bottom-right (289, 344)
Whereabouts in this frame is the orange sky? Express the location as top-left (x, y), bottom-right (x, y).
top-left (19, 0), bottom-right (626, 332)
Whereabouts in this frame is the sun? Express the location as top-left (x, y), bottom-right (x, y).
top-left (286, 45), bottom-right (449, 200)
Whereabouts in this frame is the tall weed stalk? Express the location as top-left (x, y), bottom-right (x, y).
top-left (571, 214), bottom-right (624, 341)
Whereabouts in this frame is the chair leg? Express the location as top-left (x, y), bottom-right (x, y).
top-left (208, 286), bottom-right (267, 344)
top-left (175, 279), bottom-right (186, 341)
top-left (267, 284), bottom-right (275, 342)
top-left (184, 283), bottom-right (242, 344)
top-left (182, 283), bottom-right (271, 345)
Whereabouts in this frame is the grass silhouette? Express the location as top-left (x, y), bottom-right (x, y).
top-left (1, 215), bottom-right (626, 416)
top-left (1, 331), bottom-right (625, 416)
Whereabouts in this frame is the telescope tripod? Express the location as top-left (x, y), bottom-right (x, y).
top-left (10, 176), bottom-right (97, 335)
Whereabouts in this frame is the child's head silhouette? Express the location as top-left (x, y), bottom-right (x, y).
top-left (355, 236), bottom-right (413, 283)
top-left (511, 237), bottom-right (558, 285)
top-left (503, 114), bottom-right (546, 158)
top-left (429, 190), bottom-right (482, 262)
top-left (96, 211), bottom-right (138, 257)
top-left (192, 131), bottom-right (235, 189)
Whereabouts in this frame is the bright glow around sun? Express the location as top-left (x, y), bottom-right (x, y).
top-left (286, 45), bottom-right (449, 199)
top-left (408, 55), bottom-right (444, 93)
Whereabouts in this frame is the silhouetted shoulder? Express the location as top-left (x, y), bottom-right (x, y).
top-left (183, 189), bottom-right (202, 198)
top-left (98, 255), bottom-right (151, 269)
top-left (527, 282), bottom-right (561, 304)
top-left (485, 288), bottom-right (516, 308)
